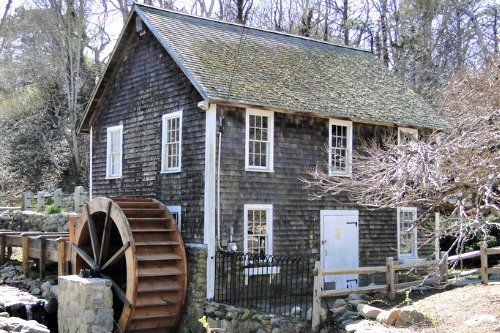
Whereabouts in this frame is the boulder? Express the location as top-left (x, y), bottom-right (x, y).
top-left (376, 309), bottom-right (401, 326)
top-left (357, 304), bottom-right (382, 319)
top-left (463, 314), bottom-right (497, 327)
top-left (333, 299), bottom-right (346, 308)
top-left (394, 307), bottom-right (428, 328)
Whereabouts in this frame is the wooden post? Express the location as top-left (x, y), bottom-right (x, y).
top-left (53, 189), bottom-right (63, 209)
top-left (23, 235), bottom-right (29, 277)
top-left (58, 238), bottom-right (66, 276)
top-left (37, 191), bottom-right (45, 212)
top-left (480, 241), bottom-right (488, 285)
top-left (386, 257), bottom-right (395, 300)
top-left (439, 252), bottom-right (448, 283)
top-left (0, 234), bottom-right (5, 265)
top-left (312, 261), bottom-right (322, 332)
top-left (74, 186), bottom-right (85, 213)
top-left (39, 237), bottom-right (46, 279)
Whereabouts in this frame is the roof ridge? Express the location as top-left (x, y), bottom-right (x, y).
top-left (134, 3), bottom-right (372, 54)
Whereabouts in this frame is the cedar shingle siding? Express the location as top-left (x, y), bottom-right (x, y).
top-left (91, 29), bottom-right (205, 243)
top-left (84, 4), bottom-right (439, 267)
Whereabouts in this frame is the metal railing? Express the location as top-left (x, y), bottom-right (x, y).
top-left (214, 251), bottom-right (315, 318)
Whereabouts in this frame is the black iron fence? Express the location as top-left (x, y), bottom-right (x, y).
top-left (214, 251), bottom-right (315, 318)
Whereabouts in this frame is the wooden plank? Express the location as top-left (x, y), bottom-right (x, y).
top-left (319, 284), bottom-right (388, 298)
top-left (22, 236), bottom-right (29, 276)
top-left (58, 239), bottom-right (66, 276)
top-left (487, 247), bottom-right (500, 255)
top-left (311, 261), bottom-right (322, 332)
top-left (480, 242), bottom-right (488, 284)
top-left (321, 265), bottom-right (387, 276)
top-left (448, 250), bottom-right (481, 262)
top-left (39, 238), bottom-right (46, 279)
top-left (488, 267), bottom-right (500, 274)
top-left (386, 257), bottom-right (395, 300)
top-left (394, 277), bottom-right (442, 290)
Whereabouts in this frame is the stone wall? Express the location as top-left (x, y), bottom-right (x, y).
top-left (58, 276), bottom-right (113, 333)
top-left (177, 244), bottom-right (208, 333)
top-left (0, 211), bottom-right (74, 232)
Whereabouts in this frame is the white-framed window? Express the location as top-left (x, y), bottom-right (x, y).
top-left (167, 205), bottom-right (181, 230)
top-left (329, 119), bottom-right (352, 176)
top-left (398, 127), bottom-right (418, 145)
top-left (161, 111), bottom-right (182, 173)
top-left (245, 109), bottom-right (274, 172)
top-left (106, 125), bottom-right (123, 179)
top-left (244, 204), bottom-right (273, 255)
top-left (397, 207), bottom-right (418, 259)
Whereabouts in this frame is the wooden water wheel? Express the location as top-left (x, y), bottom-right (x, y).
top-left (71, 197), bottom-right (187, 333)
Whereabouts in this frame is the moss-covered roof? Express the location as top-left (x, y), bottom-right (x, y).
top-left (80, 4), bottom-right (446, 132)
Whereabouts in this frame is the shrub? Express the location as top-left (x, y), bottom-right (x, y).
top-left (45, 204), bottom-right (61, 214)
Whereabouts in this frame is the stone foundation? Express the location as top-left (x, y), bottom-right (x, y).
top-left (58, 276), bottom-right (113, 333)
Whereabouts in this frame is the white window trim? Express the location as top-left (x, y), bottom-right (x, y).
top-left (167, 205), bottom-right (181, 231)
top-left (106, 125), bottom-right (123, 179)
top-left (245, 109), bottom-right (274, 172)
top-left (398, 127), bottom-right (418, 145)
top-left (243, 204), bottom-right (273, 255)
top-left (161, 111), bottom-right (183, 173)
top-left (328, 119), bottom-right (353, 177)
top-left (397, 207), bottom-right (418, 259)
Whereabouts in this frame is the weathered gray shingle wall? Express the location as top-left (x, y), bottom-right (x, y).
top-left (91, 28), bottom-right (205, 243)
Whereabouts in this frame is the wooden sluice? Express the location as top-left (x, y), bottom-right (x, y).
top-left (0, 230), bottom-right (71, 278)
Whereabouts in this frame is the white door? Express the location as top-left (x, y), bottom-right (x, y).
top-left (320, 210), bottom-right (359, 289)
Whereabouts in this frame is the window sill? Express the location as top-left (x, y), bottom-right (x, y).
top-left (106, 176), bottom-right (122, 180)
top-left (160, 169), bottom-right (182, 174)
top-left (245, 168), bottom-right (274, 173)
top-left (398, 257), bottom-right (424, 265)
top-left (328, 171), bottom-right (352, 177)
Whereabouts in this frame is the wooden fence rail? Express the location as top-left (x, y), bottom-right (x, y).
top-left (0, 196), bottom-right (21, 212)
top-left (311, 241), bottom-right (500, 331)
top-left (21, 186), bottom-right (87, 213)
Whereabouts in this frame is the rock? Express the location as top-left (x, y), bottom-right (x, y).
top-left (40, 281), bottom-right (51, 293)
top-left (306, 306), bottom-right (328, 322)
top-left (31, 288), bottom-right (41, 296)
top-left (463, 314), bottom-right (497, 327)
top-left (333, 299), bottom-right (346, 308)
top-left (376, 309), bottom-right (401, 326)
top-left (357, 304), bottom-right (382, 319)
top-left (347, 293), bottom-right (373, 301)
top-left (338, 311), bottom-right (360, 323)
top-left (0, 316), bottom-right (50, 333)
top-left (0, 313), bottom-right (9, 318)
top-left (394, 307), bottom-right (427, 328)
top-left (348, 299), bottom-right (367, 308)
top-left (290, 306), bottom-right (302, 316)
top-left (330, 306), bottom-right (347, 320)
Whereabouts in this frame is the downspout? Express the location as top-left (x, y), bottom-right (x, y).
top-left (216, 115), bottom-right (224, 249)
top-left (89, 126), bottom-right (93, 201)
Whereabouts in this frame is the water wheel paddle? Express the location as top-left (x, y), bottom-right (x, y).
top-left (71, 197), bottom-right (187, 333)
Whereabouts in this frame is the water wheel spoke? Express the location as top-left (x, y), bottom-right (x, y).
top-left (101, 241), bottom-right (130, 271)
top-left (99, 201), bottom-right (113, 265)
top-left (72, 243), bottom-right (96, 269)
top-left (86, 204), bottom-right (101, 265)
top-left (103, 274), bottom-right (131, 308)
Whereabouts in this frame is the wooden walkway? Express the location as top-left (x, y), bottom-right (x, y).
top-left (0, 230), bottom-right (71, 279)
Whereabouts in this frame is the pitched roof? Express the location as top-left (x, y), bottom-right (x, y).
top-left (80, 4), bottom-right (446, 132)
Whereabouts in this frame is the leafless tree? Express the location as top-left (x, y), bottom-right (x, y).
top-left (302, 59), bottom-right (499, 252)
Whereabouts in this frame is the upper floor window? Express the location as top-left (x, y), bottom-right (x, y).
top-left (398, 127), bottom-right (418, 145)
top-left (397, 207), bottom-right (418, 259)
top-left (244, 204), bottom-right (273, 256)
top-left (245, 109), bottom-right (274, 172)
top-left (329, 119), bottom-right (352, 177)
top-left (161, 111), bottom-right (182, 173)
top-left (106, 125), bottom-right (123, 179)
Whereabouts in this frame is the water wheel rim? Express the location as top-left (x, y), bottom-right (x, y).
top-left (71, 197), bottom-right (137, 332)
